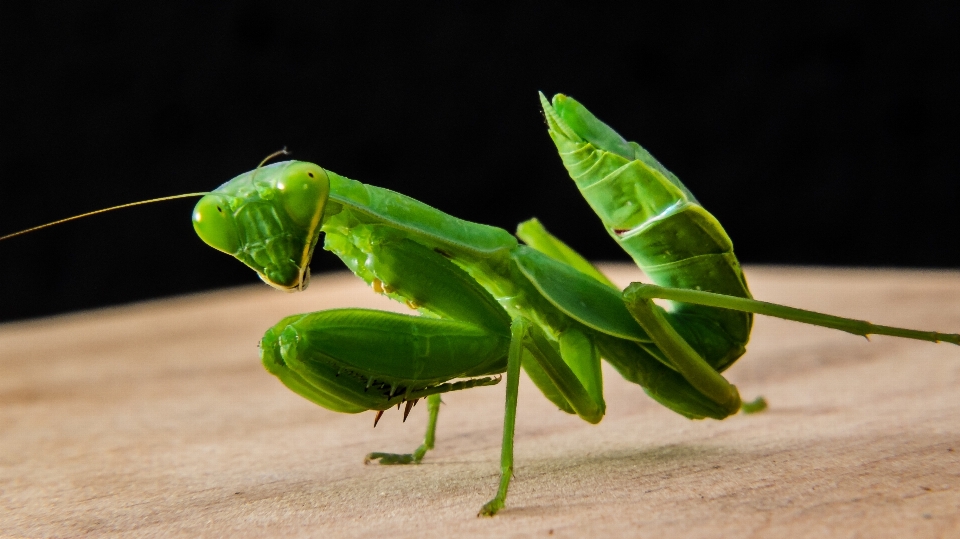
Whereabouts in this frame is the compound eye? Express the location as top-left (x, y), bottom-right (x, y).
top-left (192, 196), bottom-right (241, 255)
top-left (278, 164), bottom-right (329, 228)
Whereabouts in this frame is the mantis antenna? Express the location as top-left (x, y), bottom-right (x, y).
top-left (0, 149), bottom-right (294, 242)
top-left (257, 147), bottom-right (291, 169)
top-left (251, 147), bottom-right (291, 183)
top-left (0, 192), bottom-right (210, 242)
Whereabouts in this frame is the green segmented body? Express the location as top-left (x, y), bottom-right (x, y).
top-left (540, 93), bottom-right (753, 373)
top-left (197, 157), bottom-right (742, 420)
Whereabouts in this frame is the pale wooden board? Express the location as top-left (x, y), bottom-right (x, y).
top-left (1, 265), bottom-right (959, 538)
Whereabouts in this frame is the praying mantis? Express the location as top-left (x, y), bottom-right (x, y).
top-left (4, 93), bottom-right (957, 516)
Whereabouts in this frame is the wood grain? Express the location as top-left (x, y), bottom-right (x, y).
top-left (1, 265), bottom-right (959, 538)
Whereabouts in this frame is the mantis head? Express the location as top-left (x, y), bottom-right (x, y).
top-left (192, 160), bottom-right (330, 292)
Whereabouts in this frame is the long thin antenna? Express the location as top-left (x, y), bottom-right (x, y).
top-left (0, 192), bottom-right (209, 242)
top-left (251, 147), bottom-right (291, 184)
top-left (258, 147), bottom-right (291, 169)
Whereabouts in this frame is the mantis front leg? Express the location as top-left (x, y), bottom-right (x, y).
top-left (262, 306), bottom-right (605, 515)
top-left (262, 230), bottom-right (514, 466)
top-left (622, 294), bottom-right (741, 414)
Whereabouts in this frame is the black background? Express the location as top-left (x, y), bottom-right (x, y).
top-left (1, 2), bottom-right (958, 322)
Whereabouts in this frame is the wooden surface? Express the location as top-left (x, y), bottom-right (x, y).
top-left (2, 265), bottom-right (959, 538)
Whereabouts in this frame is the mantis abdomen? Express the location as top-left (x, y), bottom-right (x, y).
top-left (541, 94), bottom-right (752, 372)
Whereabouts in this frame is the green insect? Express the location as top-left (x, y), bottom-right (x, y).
top-left (4, 93), bottom-right (957, 516)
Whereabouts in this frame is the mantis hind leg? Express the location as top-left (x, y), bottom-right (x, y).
top-left (626, 282), bottom-right (960, 346)
top-left (365, 393), bottom-right (442, 465)
top-left (623, 294), bottom-right (742, 415)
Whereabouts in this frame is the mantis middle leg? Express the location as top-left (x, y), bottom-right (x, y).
top-left (478, 317), bottom-right (607, 516)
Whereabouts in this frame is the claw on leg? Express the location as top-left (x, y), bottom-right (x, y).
top-left (478, 498), bottom-right (505, 517)
top-left (365, 451), bottom-right (417, 465)
top-left (364, 394), bottom-right (441, 466)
